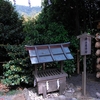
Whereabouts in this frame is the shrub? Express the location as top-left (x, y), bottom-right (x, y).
top-left (2, 44), bottom-right (33, 86)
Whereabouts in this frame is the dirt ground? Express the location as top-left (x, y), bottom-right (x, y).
top-left (66, 73), bottom-right (100, 98)
top-left (0, 72), bottom-right (100, 100)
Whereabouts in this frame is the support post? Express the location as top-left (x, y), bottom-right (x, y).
top-left (60, 61), bottom-right (64, 72)
top-left (59, 82), bottom-right (65, 95)
top-left (77, 50), bottom-right (80, 74)
top-left (43, 63), bottom-right (45, 70)
top-left (82, 55), bottom-right (86, 96)
top-left (35, 64), bottom-right (37, 75)
top-left (42, 85), bottom-right (46, 98)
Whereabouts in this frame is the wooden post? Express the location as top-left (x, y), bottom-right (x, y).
top-left (59, 81), bottom-right (65, 95)
top-left (35, 64), bottom-right (37, 75)
top-left (82, 72), bottom-right (84, 95)
top-left (60, 61), bottom-right (64, 72)
top-left (77, 50), bottom-right (80, 74)
top-left (43, 63), bottom-right (45, 70)
top-left (82, 55), bottom-right (86, 96)
top-left (42, 85), bottom-right (46, 98)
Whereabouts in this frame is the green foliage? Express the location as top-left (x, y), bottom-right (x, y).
top-left (39, 22), bottom-right (69, 44)
top-left (0, 0), bottom-right (26, 86)
top-left (0, 0), bottom-right (24, 45)
top-left (23, 18), bottom-right (70, 45)
top-left (2, 44), bottom-right (33, 86)
top-left (23, 18), bottom-right (40, 45)
top-left (64, 60), bottom-right (75, 75)
top-left (0, 0), bottom-right (24, 67)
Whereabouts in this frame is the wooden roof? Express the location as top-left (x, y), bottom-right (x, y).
top-left (25, 42), bottom-right (73, 64)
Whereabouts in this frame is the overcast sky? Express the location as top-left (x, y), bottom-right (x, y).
top-left (9, 0), bottom-right (41, 7)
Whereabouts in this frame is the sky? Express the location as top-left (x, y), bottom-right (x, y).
top-left (9, 0), bottom-right (41, 7)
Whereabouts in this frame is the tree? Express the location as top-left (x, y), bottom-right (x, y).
top-left (0, 0), bottom-right (24, 45)
top-left (0, 0), bottom-right (26, 85)
top-left (40, 0), bottom-right (100, 35)
top-left (0, 0), bottom-right (24, 63)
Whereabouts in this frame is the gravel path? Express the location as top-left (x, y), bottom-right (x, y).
top-left (66, 73), bottom-right (100, 98)
top-left (0, 95), bottom-right (14, 100)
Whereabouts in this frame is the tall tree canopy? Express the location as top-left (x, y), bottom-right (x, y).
top-left (40, 0), bottom-right (100, 35)
top-left (0, 0), bottom-right (27, 86)
top-left (0, 0), bottom-right (24, 45)
top-left (0, 0), bottom-right (24, 66)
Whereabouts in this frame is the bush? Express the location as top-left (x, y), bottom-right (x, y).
top-left (1, 44), bottom-right (33, 86)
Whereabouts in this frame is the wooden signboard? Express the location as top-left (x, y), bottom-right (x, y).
top-left (77, 33), bottom-right (94, 55)
top-left (77, 32), bottom-right (94, 96)
top-left (80, 37), bottom-right (91, 55)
